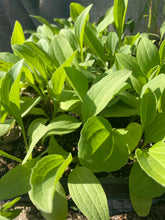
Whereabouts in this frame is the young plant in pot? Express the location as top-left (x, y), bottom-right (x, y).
top-left (0, 0), bottom-right (165, 219)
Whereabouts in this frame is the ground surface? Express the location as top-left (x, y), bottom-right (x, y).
top-left (1, 201), bottom-right (164, 220)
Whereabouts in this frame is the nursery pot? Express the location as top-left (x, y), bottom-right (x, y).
top-left (61, 176), bottom-right (165, 216)
top-left (1, 176), bottom-right (165, 217)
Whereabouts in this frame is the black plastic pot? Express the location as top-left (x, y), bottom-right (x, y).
top-left (61, 176), bottom-right (165, 216)
top-left (1, 176), bottom-right (165, 217)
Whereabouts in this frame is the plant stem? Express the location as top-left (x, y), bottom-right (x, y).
top-left (148, 0), bottom-right (152, 32)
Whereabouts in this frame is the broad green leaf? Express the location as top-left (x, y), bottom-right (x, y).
top-left (84, 22), bottom-right (106, 63)
top-left (28, 108), bottom-right (48, 118)
top-left (68, 166), bottom-right (109, 220)
top-left (59, 90), bottom-right (81, 115)
top-left (97, 130), bottom-right (129, 172)
top-left (117, 122), bottom-right (142, 153)
top-left (23, 42), bottom-right (55, 75)
top-left (141, 74), bottom-right (165, 99)
top-left (105, 32), bottom-right (119, 60)
top-left (60, 29), bottom-right (78, 51)
top-left (136, 142), bottom-right (165, 187)
top-left (148, 65), bottom-right (160, 80)
top-left (22, 120), bottom-right (48, 164)
top-left (129, 162), bottom-right (165, 217)
top-left (51, 50), bottom-right (77, 100)
top-left (30, 15), bottom-right (55, 34)
top-left (27, 118), bottom-right (48, 140)
top-left (161, 89), bottom-right (165, 112)
top-left (0, 61), bottom-right (13, 72)
top-left (37, 38), bottom-right (49, 52)
top-left (13, 44), bottom-right (48, 83)
top-left (101, 100), bottom-right (139, 118)
top-left (21, 65), bottom-right (35, 86)
top-left (78, 66), bottom-right (96, 80)
top-left (144, 113), bottom-right (165, 144)
top-left (0, 52), bottom-right (20, 64)
top-left (124, 33), bottom-right (140, 46)
top-left (118, 44), bottom-right (131, 54)
top-left (48, 136), bottom-right (68, 157)
top-left (160, 21), bottom-right (165, 41)
top-left (136, 38), bottom-right (160, 76)
top-left (70, 3), bottom-right (85, 22)
top-left (0, 159), bottom-right (39, 200)
top-left (49, 35), bottom-right (76, 67)
top-left (118, 90), bottom-right (139, 108)
top-left (1, 60), bottom-right (25, 137)
top-left (97, 6), bottom-right (114, 33)
top-left (41, 182), bottom-right (67, 220)
top-left (113, 0), bottom-right (128, 38)
top-left (45, 114), bottom-right (81, 137)
top-left (75, 4), bottom-right (93, 61)
top-left (116, 53), bottom-right (147, 94)
top-left (0, 119), bottom-right (14, 137)
top-left (78, 116), bottom-right (129, 172)
top-left (118, 91), bottom-right (140, 108)
top-left (37, 24), bottom-right (54, 39)
top-left (11, 21), bottom-right (25, 46)
top-left (30, 154), bottom-right (72, 213)
top-left (140, 88), bottom-right (157, 130)
top-left (65, 67), bottom-right (88, 101)
top-left (82, 69), bottom-right (131, 123)
top-left (159, 39), bottom-right (165, 65)
top-left (78, 116), bottom-right (112, 172)
top-left (1, 60), bottom-right (23, 109)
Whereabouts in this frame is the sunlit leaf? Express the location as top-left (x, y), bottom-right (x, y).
top-left (65, 67), bottom-right (88, 101)
top-left (68, 166), bottom-right (109, 220)
top-left (97, 6), bottom-right (114, 33)
top-left (0, 159), bottom-right (39, 200)
top-left (82, 69), bottom-right (131, 123)
top-left (144, 113), bottom-right (165, 144)
top-left (75, 4), bottom-right (93, 61)
top-left (113, 0), bottom-right (128, 38)
top-left (30, 154), bottom-right (72, 213)
top-left (45, 114), bottom-right (81, 137)
top-left (79, 116), bottom-right (129, 172)
top-left (137, 38), bottom-right (160, 76)
top-left (70, 3), bottom-right (85, 22)
top-left (140, 88), bottom-right (157, 130)
top-left (51, 51), bottom-right (77, 100)
top-left (116, 53), bottom-right (147, 94)
top-left (11, 21), bottom-right (25, 46)
top-left (41, 182), bottom-right (68, 220)
top-left (84, 22), bottom-right (106, 63)
top-left (129, 162), bottom-right (165, 217)
top-left (117, 122), bottom-right (142, 153)
top-left (136, 142), bottom-right (165, 187)
top-left (22, 119), bottom-right (48, 164)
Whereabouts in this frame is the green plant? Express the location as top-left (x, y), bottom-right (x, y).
top-left (0, 197), bottom-right (22, 219)
top-left (0, 0), bottom-right (165, 219)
